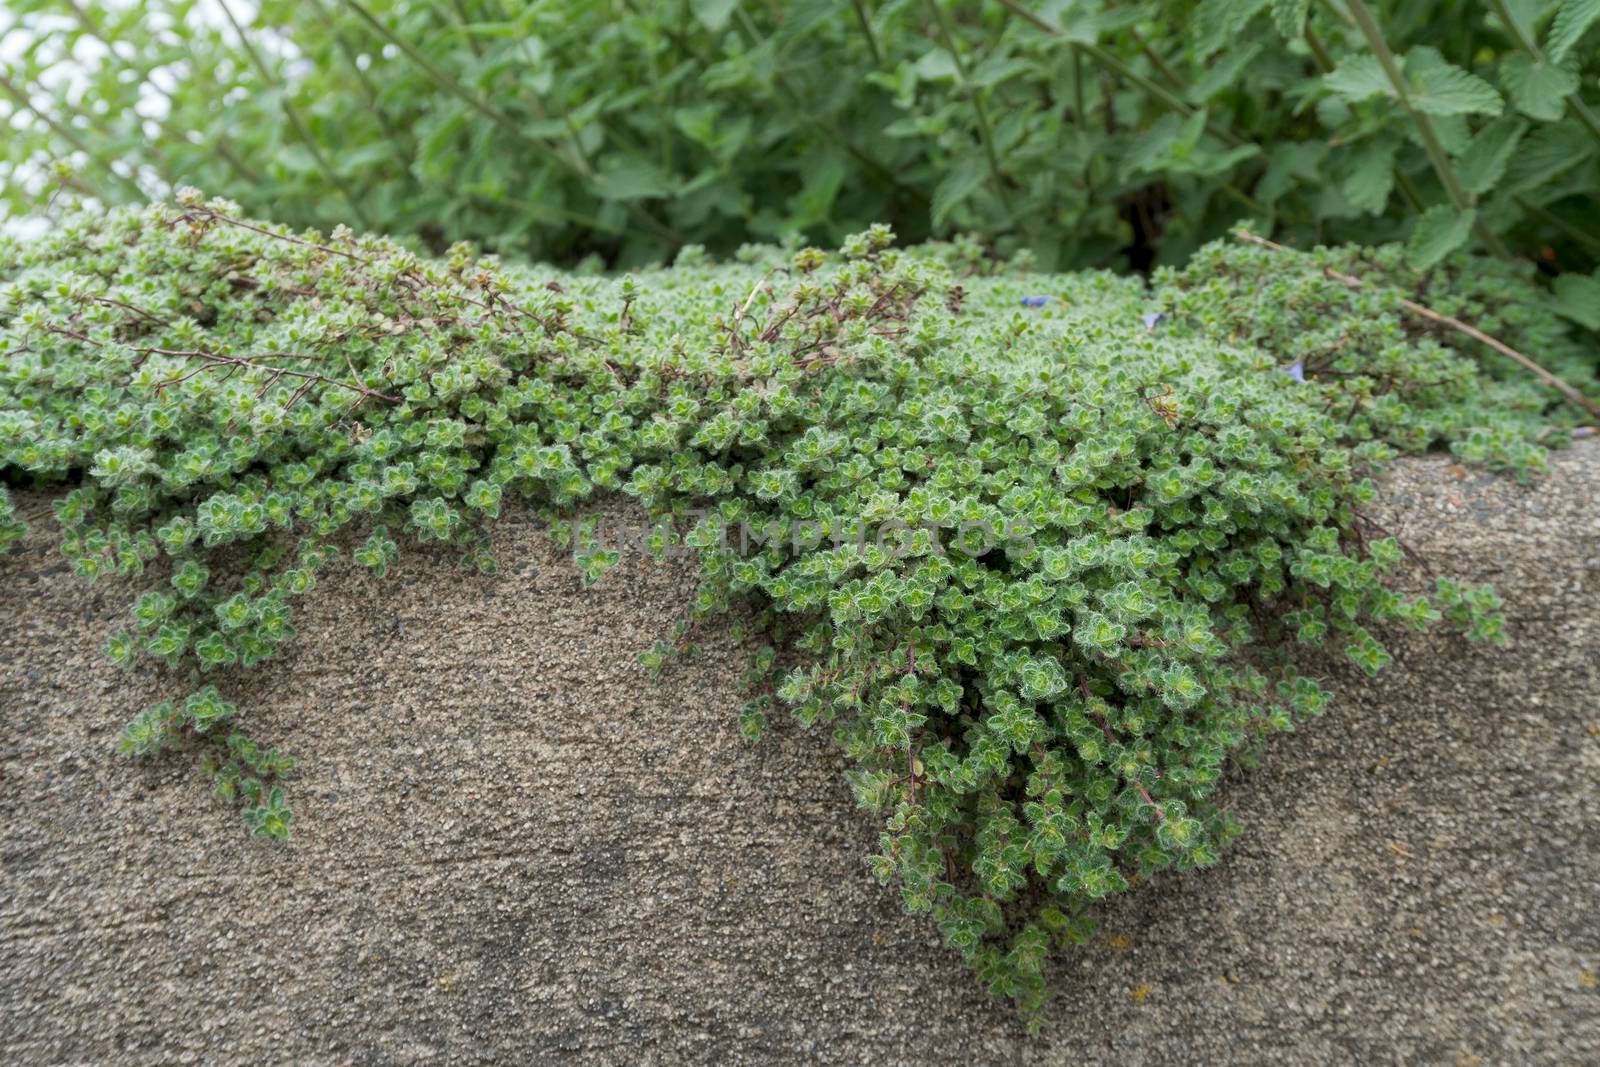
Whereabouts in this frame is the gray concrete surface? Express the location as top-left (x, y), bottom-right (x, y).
top-left (2, 443), bottom-right (1597, 1065)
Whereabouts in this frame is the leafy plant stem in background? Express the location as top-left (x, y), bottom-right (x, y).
top-left (337, 0), bottom-right (684, 244)
top-left (303, 0), bottom-right (410, 150)
top-left (6, 1), bottom-right (1599, 274)
top-left (1487, 0), bottom-right (1600, 147)
top-left (925, 0), bottom-right (1012, 212)
top-left (214, 0), bottom-right (375, 230)
top-left (729, 8), bottom-right (920, 202)
top-left (1341, 0), bottom-right (1510, 258)
top-left (996, 0), bottom-right (1241, 147)
top-left (852, 0), bottom-right (885, 66)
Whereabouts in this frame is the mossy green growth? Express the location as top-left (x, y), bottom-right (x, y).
top-left (0, 194), bottom-right (1587, 1018)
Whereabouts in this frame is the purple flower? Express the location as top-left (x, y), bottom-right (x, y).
top-left (1142, 311), bottom-right (1165, 331)
top-left (1284, 360), bottom-right (1306, 383)
top-left (1020, 296), bottom-right (1050, 307)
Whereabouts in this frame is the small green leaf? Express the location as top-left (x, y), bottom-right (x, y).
top-left (931, 157), bottom-right (987, 228)
top-left (1552, 272), bottom-right (1600, 330)
top-left (1503, 119), bottom-right (1597, 192)
top-left (1340, 139), bottom-right (1398, 214)
top-left (592, 158), bottom-right (673, 202)
top-left (1324, 53), bottom-right (1391, 103)
top-left (1406, 51), bottom-right (1503, 117)
top-left (1192, 0), bottom-right (1271, 59)
top-left (1407, 204), bottom-right (1476, 269)
top-left (690, 0), bottom-right (740, 32)
top-left (1455, 117), bottom-right (1527, 198)
top-left (1269, 0), bottom-right (1310, 40)
top-left (1546, 0), bottom-right (1600, 64)
top-left (1187, 42), bottom-right (1264, 103)
top-left (1499, 53), bottom-right (1579, 122)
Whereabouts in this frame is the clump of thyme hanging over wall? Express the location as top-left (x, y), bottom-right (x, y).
top-left (1, 193), bottom-right (1588, 1019)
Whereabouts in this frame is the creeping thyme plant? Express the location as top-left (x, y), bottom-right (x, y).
top-left (0, 193), bottom-right (1590, 1015)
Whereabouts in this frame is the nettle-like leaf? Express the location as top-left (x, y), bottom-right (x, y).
top-left (1269, 0), bottom-right (1310, 40)
top-left (931, 158), bottom-right (987, 228)
top-left (1502, 119), bottom-right (1598, 193)
top-left (1340, 138), bottom-right (1399, 214)
top-left (691, 0), bottom-right (740, 33)
top-left (592, 157), bottom-right (675, 203)
top-left (1324, 53), bottom-right (1392, 103)
top-left (1552, 271), bottom-right (1600, 329)
top-left (1454, 117), bottom-right (1528, 198)
top-left (1405, 48), bottom-right (1504, 117)
top-left (1192, 0), bottom-right (1272, 59)
top-left (1408, 204), bottom-right (1480, 269)
top-left (1546, 0), bottom-right (1600, 64)
top-left (1499, 53), bottom-right (1580, 122)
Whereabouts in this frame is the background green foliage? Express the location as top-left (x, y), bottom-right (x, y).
top-left (0, 194), bottom-right (1585, 1014)
top-left (2, 0), bottom-right (1599, 315)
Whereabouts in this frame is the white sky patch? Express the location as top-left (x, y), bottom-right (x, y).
top-left (1, 0), bottom-right (273, 235)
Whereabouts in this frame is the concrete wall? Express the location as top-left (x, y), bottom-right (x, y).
top-left (3, 444), bottom-right (1597, 1065)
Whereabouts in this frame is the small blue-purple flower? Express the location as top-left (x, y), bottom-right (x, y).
top-left (1284, 360), bottom-right (1306, 383)
top-left (1020, 295), bottom-right (1050, 307)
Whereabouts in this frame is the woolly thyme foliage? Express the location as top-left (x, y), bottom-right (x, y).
top-left (0, 197), bottom-right (1572, 1013)
top-left (0, 486), bottom-right (24, 550)
top-left (1156, 240), bottom-right (1597, 474)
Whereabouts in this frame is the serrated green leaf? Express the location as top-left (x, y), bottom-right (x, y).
top-left (1500, 53), bottom-right (1579, 122)
top-left (1192, 0), bottom-right (1272, 58)
top-left (1455, 117), bottom-right (1527, 197)
top-left (1408, 204), bottom-right (1477, 268)
top-left (788, 149), bottom-right (848, 229)
top-left (1324, 53), bottom-right (1391, 103)
top-left (1187, 142), bottom-right (1262, 176)
top-left (592, 157), bottom-right (673, 202)
top-left (1425, 113), bottom-right (1472, 155)
top-left (1551, 272), bottom-right (1600, 329)
top-left (914, 49), bottom-right (960, 82)
top-left (1257, 140), bottom-right (1329, 202)
top-left (1315, 94), bottom-right (1353, 130)
top-left (1118, 113), bottom-right (1183, 180)
top-left (968, 55), bottom-right (1035, 90)
top-left (1503, 119), bottom-right (1598, 193)
top-left (1043, 3), bottom-right (1146, 45)
top-left (1340, 139), bottom-right (1398, 214)
top-left (1270, 0), bottom-right (1311, 39)
top-left (1546, 0), bottom-right (1600, 64)
top-left (1188, 42), bottom-right (1265, 104)
top-left (1406, 50), bottom-right (1503, 117)
top-left (931, 157), bottom-right (987, 228)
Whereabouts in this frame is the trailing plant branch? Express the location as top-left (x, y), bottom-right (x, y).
top-left (1340, 0), bottom-right (1510, 258)
top-left (1234, 230), bottom-right (1599, 417)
